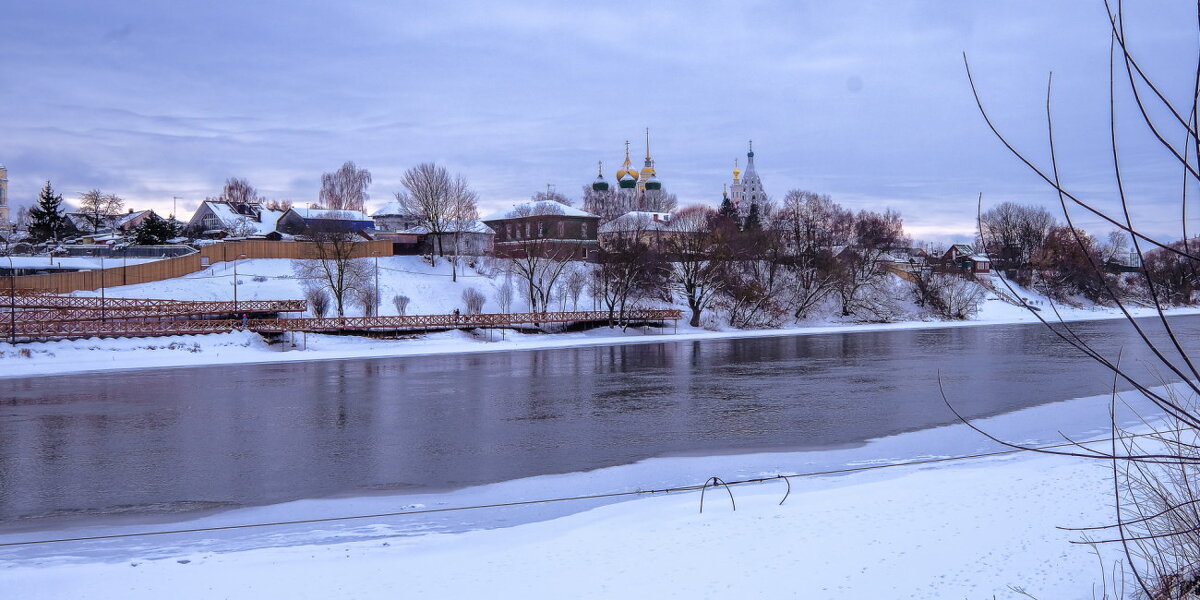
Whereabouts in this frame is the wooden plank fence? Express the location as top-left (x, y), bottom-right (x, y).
top-left (4, 240), bottom-right (393, 294)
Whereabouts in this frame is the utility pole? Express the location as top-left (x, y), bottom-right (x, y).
top-left (372, 251), bottom-right (380, 316)
top-left (7, 255), bottom-right (15, 344)
top-left (99, 254), bottom-right (106, 323)
top-left (233, 253), bottom-right (247, 313)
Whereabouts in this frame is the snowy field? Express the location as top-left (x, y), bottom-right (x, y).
top-left (1, 388), bottom-right (1163, 599)
top-left (2, 256), bottom-right (1198, 379)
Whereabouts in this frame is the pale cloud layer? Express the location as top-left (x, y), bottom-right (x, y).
top-left (2, 1), bottom-right (1196, 243)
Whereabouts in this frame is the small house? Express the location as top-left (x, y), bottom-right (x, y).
top-left (187, 201), bottom-right (302, 239)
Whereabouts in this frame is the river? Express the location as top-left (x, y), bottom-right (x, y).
top-left (2, 316), bottom-right (1197, 529)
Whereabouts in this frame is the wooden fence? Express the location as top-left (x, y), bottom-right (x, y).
top-left (5, 240), bottom-right (393, 294)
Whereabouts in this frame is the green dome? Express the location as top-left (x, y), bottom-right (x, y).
top-left (592, 177), bottom-right (610, 192)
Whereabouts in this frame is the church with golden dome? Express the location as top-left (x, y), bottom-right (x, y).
top-left (583, 129), bottom-right (676, 223)
top-left (727, 140), bottom-right (768, 219)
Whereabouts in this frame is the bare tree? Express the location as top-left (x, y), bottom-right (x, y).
top-left (666, 205), bottom-right (724, 327)
top-left (561, 265), bottom-right (588, 311)
top-left (320, 161), bottom-right (372, 212)
top-left (1030, 225), bottom-right (1112, 303)
top-left (77, 189), bottom-right (124, 232)
top-left (265, 199), bottom-right (294, 212)
top-left (304, 284), bottom-right (331, 318)
top-left (396, 163), bottom-right (476, 269)
top-left (505, 249), bottom-right (573, 314)
top-left (531, 188), bottom-right (572, 207)
top-left (1139, 238), bottom-right (1199, 305)
top-left (775, 190), bottom-right (853, 320)
top-left (778, 189), bottom-right (854, 251)
top-left (357, 286), bottom-right (378, 317)
top-left (593, 239), bottom-right (660, 328)
top-left (445, 181), bottom-right (478, 283)
top-left (642, 189), bottom-right (678, 213)
top-left (1101, 229), bottom-right (1132, 265)
top-left (225, 216), bottom-right (259, 238)
top-left (833, 209), bottom-right (909, 318)
top-left (219, 178), bottom-right (260, 205)
top-left (978, 201), bottom-right (1057, 277)
top-left (496, 280), bottom-right (514, 314)
top-left (292, 217), bottom-right (370, 317)
top-left (462, 287), bottom-right (486, 314)
top-left (582, 184), bottom-right (623, 224)
top-left (392, 294), bottom-right (410, 316)
top-left (961, 3), bottom-right (1200, 596)
top-left (911, 269), bottom-right (985, 320)
top-left (496, 202), bottom-right (577, 314)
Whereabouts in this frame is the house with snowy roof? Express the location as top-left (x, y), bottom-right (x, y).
top-left (290, 207), bottom-right (374, 233)
top-left (370, 201), bottom-right (422, 233)
top-left (597, 211), bottom-right (678, 250)
top-left (941, 244), bottom-right (991, 274)
top-left (186, 200), bottom-right (304, 239)
top-left (481, 200), bottom-right (600, 260)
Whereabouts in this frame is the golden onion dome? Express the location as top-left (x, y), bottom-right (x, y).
top-left (615, 140), bottom-right (637, 181)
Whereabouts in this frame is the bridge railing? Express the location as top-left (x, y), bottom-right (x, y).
top-left (250, 309), bottom-right (683, 332)
top-left (2, 308), bottom-right (683, 341)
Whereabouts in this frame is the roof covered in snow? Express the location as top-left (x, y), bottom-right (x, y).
top-left (598, 211), bottom-right (674, 234)
top-left (113, 210), bottom-right (153, 229)
top-left (194, 201), bottom-right (288, 236)
top-left (481, 200), bottom-right (597, 221)
top-left (398, 220), bottom-right (494, 235)
top-left (370, 201), bottom-right (406, 217)
top-left (291, 207), bottom-right (372, 221)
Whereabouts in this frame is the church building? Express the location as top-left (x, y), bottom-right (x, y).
top-left (728, 141), bottom-right (768, 219)
top-left (584, 129), bottom-right (673, 223)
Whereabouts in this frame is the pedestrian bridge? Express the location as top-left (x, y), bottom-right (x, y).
top-left (1, 292), bottom-right (681, 341)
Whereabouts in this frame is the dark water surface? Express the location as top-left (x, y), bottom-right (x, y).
top-left (1, 316), bottom-right (1197, 526)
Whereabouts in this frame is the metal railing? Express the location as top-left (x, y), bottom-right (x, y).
top-left (4, 293), bottom-right (305, 314)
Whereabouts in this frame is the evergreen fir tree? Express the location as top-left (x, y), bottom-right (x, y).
top-left (718, 196), bottom-right (738, 220)
top-left (132, 213), bottom-right (178, 245)
top-left (744, 202), bottom-right (763, 231)
top-left (28, 181), bottom-right (67, 242)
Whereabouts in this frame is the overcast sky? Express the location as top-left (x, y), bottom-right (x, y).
top-left (2, 1), bottom-right (1196, 243)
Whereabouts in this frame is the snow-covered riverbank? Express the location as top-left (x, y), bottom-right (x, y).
top-left (2, 298), bottom-right (1198, 380)
top-left (3, 255), bottom-right (1198, 379)
top-left (2, 388), bottom-right (1154, 599)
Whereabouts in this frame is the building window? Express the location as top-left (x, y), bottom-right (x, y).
top-left (537, 221), bottom-right (545, 238)
top-left (507, 223), bottom-right (513, 240)
top-left (525, 222), bottom-right (531, 238)
top-left (580, 221), bottom-right (588, 239)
